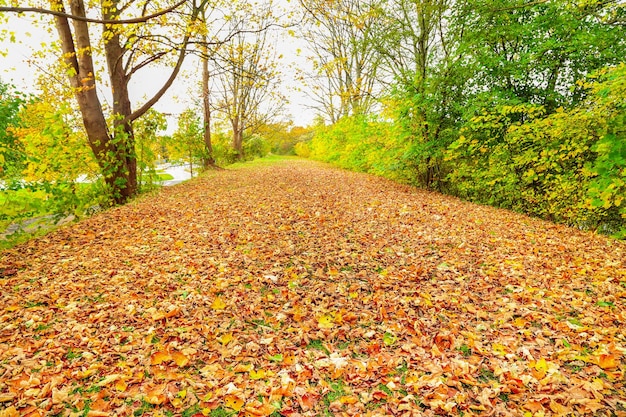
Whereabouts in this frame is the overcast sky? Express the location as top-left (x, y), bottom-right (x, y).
top-left (0, 5), bottom-right (315, 130)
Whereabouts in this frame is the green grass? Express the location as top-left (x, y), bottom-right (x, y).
top-left (155, 172), bottom-right (174, 181)
top-left (227, 154), bottom-right (302, 170)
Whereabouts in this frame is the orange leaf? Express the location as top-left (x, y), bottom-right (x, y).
top-left (114, 380), bottom-right (128, 392)
top-left (523, 400), bottom-right (544, 413)
top-left (234, 363), bottom-right (254, 373)
top-left (164, 307), bottom-right (181, 319)
top-left (298, 393), bottom-right (317, 411)
top-left (245, 402), bottom-right (275, 416)
top-left (150, 351), bottom-right (172, 365)
top-left (549, 400), bottom-right (570, 414)
top-left (597, 354), bottom-right (619, 369)
top-left (171, 351), bottom-right (190, 367)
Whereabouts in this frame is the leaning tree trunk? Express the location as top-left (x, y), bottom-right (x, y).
top-left (52, 1), bottom-right (129, 203)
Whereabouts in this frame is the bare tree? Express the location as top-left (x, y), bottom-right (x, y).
top-left (299, 0), bottom-right (384, 123)
top-left (213, 8), bottom-right (285, 159)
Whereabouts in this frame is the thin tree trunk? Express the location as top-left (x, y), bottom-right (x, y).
top-left (231, 118), bottom-right (244, 159)
top-left (202, 42), bottom-right (216, 168)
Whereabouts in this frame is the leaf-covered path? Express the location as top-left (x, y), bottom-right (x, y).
top-left (1, 159), bottom-right (625, 417)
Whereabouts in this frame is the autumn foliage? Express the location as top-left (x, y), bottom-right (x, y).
top-left (1, 160), bottom-right (625, 416)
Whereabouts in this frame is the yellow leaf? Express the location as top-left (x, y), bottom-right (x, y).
top-left (534, 358), bottom-right (548, 371)
top-left (224, 395), bottom-right (244, 411)
top-left (217, 332), bottom-right (233, 346)
top-left (339, 396), bottom-right (358, 404)
top-left (145, 393), bottom-right (166, 405)
top-left (420, 292), bottom-right (433, 307)
top-left (174, 240), bottom-right (184, 248)
top-left (250, 369), bottom-right (267, 380)
top-left (0, 406), bottom-right (18, 417)
top-left (211, 297), bottom-right (226, 310)
top-left (318, 315), bottom-right (334, 329)
top-left (492, 343), bottom-right (507, 356)
top-left (513, 317), bottom-right (527, 327)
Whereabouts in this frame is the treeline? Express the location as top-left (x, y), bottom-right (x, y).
top-left (296, 0), bottom-right (626, 237)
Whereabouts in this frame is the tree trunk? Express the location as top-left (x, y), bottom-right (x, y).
top-left (102, 0), bottom-right (137, 203)
top-left (202, 42), bottom-right (216, 168)
top-left (231, 118), bottom-right (244, 159)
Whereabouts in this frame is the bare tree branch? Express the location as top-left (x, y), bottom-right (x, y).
top-left (0, 0), bottom-right (186, 25)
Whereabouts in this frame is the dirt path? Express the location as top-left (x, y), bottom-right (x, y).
top-left (1, 159), bottom-right (625, 416)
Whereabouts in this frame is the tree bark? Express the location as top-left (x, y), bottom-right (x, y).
top-left (102, 0), bottom-right (137, 202)
top-left (53, 0), bottom-right (131, 202)
top-left (231, 117), bottom-right (244, 159)
top-left (201, 34), bottom-right (216, 168)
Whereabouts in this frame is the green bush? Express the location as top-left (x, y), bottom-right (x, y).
top-left (445, 64), bottom-right (626, 235)
top-left (243, 134), bottom-right (271, 159)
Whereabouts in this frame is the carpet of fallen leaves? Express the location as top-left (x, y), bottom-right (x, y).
top-left (1, 159), bottom-right (626, 417)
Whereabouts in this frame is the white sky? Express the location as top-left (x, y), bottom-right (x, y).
top-left (0, 5), bottom-right (315, 130)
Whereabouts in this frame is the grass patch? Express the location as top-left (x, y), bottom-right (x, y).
top-left (307, 339), bottom-right (330, 355)
top-left (228, 155), bottom-right (302, 170)
top-left (155, 172), bottom-right (174, 181)
top-left (322, 379), bottom-right (347, 415)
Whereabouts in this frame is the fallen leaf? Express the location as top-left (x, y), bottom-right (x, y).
top-left (216, 332), bottom-right (233, 345)
top-left (318, 314), bottom-right (334, 329)
top-left (211, 297), bottom-right (226, 310)
top-left (171, 351), bottom-right (190, 367)
top-left (150, 351), bottom-right (172, 365)
top-left (224, 395), bottom-right (244, 411)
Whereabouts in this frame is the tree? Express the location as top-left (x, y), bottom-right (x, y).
top-left (374, 0), bottom-right (475, 188)
top-left (214, 9), bottom-right (285, 159)
top-left (133, 109), bottom-right (168, 189)
top-left (172, 108), bottom-right (204, 177)
top-left (1, 0), bottom-right (207, 203)
top-left (299, 0), bottom-right (383, 123)
top-left (0, 80), bottom-right (28, 181)
top-left (455, 0), bottom-right (626, 111)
